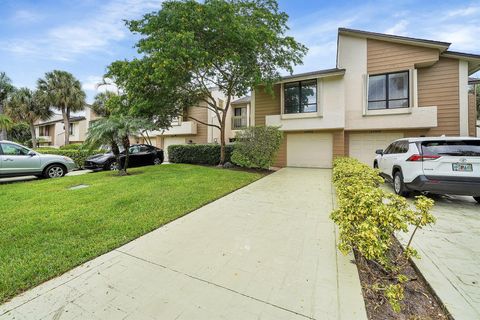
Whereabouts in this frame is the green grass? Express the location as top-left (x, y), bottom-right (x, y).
top-left (0, 164), bottom-right (264, 303)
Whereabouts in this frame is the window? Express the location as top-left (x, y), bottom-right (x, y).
top-left (368, 71), bottom-right (409, 110)
top-left (232, 107), bottom-right (248, 129)
top-left (0, 143), bottom-right (29, 156)
top-left (384, 141), bottom-right (408, 154)
top-left (69, 123), bottom-right (75, 136)
top-left (422, 140), bottom-right (480, 157)
top-left (39, 126), bottom-right (49, 136)
top-left (284, 79), bottom-right (317, 114)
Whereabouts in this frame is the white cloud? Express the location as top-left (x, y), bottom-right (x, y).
top-left (10, 9), bottom-right (44, 24)
top-left (3, 0), bottom-right (163, 61)
top-left (447, 5), bottom-right (480, 17)
top-left (385, 20), bottom-right (409, 35)
top-left (82, 76), bottom-right (118, 95)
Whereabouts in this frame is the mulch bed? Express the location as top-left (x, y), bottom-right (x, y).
top-left (355, 237), bottom-right (451, 320)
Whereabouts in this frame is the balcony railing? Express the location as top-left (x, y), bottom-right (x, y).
top-left (232, 116), bottom-right (248, 130)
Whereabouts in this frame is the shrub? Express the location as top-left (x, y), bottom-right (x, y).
top-left (34, 149), bottom-right (102, 169)
top-left (168, 144), bottom-right (234, 165)
top-left (231, 126), bottom-right (283, 169)
top-left (330, 157), bottom-right (435, 312)
top-left (59, 143), bottom-right (84, 150)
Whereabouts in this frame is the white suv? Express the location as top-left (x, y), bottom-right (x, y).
top-left (374, 137), bottom-right (480, 203)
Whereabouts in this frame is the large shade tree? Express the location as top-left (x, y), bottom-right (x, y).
top-left (6, 88), bottom-right (53, 148)
top-left (0, 72), bottom-right (14, 140)
top-left (37, 70), bottom-right (86, 146)
top-left (107, 0), bottom-right (307, 164)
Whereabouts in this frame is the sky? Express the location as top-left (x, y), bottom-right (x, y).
top-left (0, 0), bottom-right (479, 104)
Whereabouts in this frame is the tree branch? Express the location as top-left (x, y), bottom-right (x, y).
top-left (188, 116), bottom-right (221, 129)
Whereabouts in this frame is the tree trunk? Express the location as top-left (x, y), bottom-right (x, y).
top-left (29, 122), bottom-right (37, 148)
top-left (111, 141), bottom-right (121, 172)
top-left (62, 107), bottom-right (70, 146)
top-left (121, 135), bottom-right (130, 175)
top-left (0, 102), bottom-right (7, 141)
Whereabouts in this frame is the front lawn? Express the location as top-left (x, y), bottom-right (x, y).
top-left (0, 164), bottom-right (264, 303)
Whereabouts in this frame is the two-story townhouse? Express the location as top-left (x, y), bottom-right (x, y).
top-left (35, 106), bottom-right (99, 147)
top-left (137, 88), bottom-right (251, 159)
top-left (252, 28), bottom-right (480, 168)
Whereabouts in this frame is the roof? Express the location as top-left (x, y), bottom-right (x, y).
top-left (279, 68), bottom-right (345, 82)
top-left (36, 116), bottom-right (86, 126)
top-left (442, 51), bottom-right (480, 74)
top-left (469, 77), bottom-right (480, 84)
top-left (397, 136), bottom-right (480, 142)
top-left (338, 28), bottom-right (451, 50)
top-left (231, 96), bottom-right (251, 105)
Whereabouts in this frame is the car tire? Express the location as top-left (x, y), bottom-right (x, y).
top-left (474, 196), bottom-right (480, 204)
top-left (393, 170), bottom-right (410, 197)
top-left (106, 161), bottom-right (119, 171)
top-left (153, 157), bottom-right (162, 165)
top-left (44, 164), bottom-right (66, 179)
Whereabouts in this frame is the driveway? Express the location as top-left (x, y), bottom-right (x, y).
top-left (394, 190), bottom-right (480, 319)
top-left (0, 168), bottom-right (367, 320)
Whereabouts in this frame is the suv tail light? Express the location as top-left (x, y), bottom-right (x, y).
top-left (406, 154), bottom-right (441, 161)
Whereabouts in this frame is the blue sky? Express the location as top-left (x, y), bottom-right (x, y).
top-left (1, 0), bottom-right (479, 103)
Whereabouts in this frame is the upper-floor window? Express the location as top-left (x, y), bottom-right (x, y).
top-left (69, 123), bottom-right (75, 136)
top-left (368, 71), bottom-right (409, 110)
top-left (284, 79), bottom-right (317, 114)
top-left (39, 125), bottom-right (49, 136)
top-left (232, 106), bottom-right (248, 129)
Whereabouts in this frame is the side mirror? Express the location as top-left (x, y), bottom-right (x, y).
top-left (375, 149), bottom-right (384, 155)
top-left (28, 150), bottom-right (37, 157)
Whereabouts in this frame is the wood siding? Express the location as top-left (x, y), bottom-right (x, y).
top-left (274, 133), bottom-right (287, 167)
top-left (255, 85), bottom-right (281, 126)
top-left (367, 39), bottom-right (439, 74)
top-left (187, 105), bottom-right (208, 144)
top-left (469, 92), bottom-right (477, 137)
top-left (417, 58), bottom-right (460, 136)
top-left (333, 130), bottom-right (346, 158)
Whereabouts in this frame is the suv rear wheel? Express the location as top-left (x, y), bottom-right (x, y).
top-left (393, 170), bottom-right (410, 197)
top-left (474, 197), bottom-right (480, 204)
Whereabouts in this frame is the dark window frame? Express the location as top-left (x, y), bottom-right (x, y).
top-left (368, 71), bottom-right (409, 110)
top-left (283, 79), bottom-right (318, 114)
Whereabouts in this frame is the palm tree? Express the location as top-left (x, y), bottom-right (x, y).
top-left (86, 115), bottom-right (152, 175)
top-left (0, 72), bottom-right (14, 140)
top-left (91, 91), bottom-right (117, 117)
top-left (0, 114), bottom-right (13, 136)
top-left (6, 88), bottom-right (53, 148)
top-left (37, 70), bottom-right (86, 146)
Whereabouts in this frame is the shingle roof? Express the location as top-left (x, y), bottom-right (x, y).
top-left (35, 116), bottom-right (86, 126)
top-left (231, 96), bottom-right (251, 105)
top-left (280, 68), bottom-right (345, 81)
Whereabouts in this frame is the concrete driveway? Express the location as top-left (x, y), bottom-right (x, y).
top-left (0, 168), bottom-right (367, 320)
top-left (394, 190), bottom-right (480, 319)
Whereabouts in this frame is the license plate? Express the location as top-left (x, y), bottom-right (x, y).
top-left (452, 163), bottom-right (473, 172)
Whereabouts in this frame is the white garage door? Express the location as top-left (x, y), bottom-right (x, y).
top-left (349, 132), bottom-right (404, 166)
top-left (287, 133), bottom-right (333, 168)
top-left (164, 136), bottom-right (186, 161)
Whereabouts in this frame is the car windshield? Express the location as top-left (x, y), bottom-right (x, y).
top-left (421, 140), bottom-right (480, 157)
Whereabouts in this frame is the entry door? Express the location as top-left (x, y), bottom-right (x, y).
top-left (287, 133), bottom-right (333, 168)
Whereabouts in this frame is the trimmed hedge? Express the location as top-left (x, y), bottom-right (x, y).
top-left (59, 143), bottom-right (84, 150)
top-left (168, 144), bottom-right (234, 165)
top-left (34, 148), bottom-right (102, 169)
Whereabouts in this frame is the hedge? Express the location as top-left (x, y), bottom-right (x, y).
top-left (34, 148), bottom-right (102, 169)
top-left (168, 144), bottom-right (234, 165)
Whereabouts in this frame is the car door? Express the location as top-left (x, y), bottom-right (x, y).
top-left (378, 143), bottom-right (394, 174)
top-left (379, 142), bottom-right (400, 178)
top-left (0, 143), bottom-right (41, 176)
top-left (136, 145), bottom-right (154, 166)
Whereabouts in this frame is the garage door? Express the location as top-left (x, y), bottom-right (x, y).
top-left (287, 133), bottom-right (333, 168)
top-left (164, 136), bottom-right (186, 161)
top-left (349, 132), bottom-right (404, 166)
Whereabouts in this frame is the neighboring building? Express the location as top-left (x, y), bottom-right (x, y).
top-left (135, 88), bottom-right (251, 159)
top-left (469, 77), bottom-right (479, 137)
top-left (34, 106), bottom-right (99, 147)
top-left (252, 28), bottom-right (480, 168)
